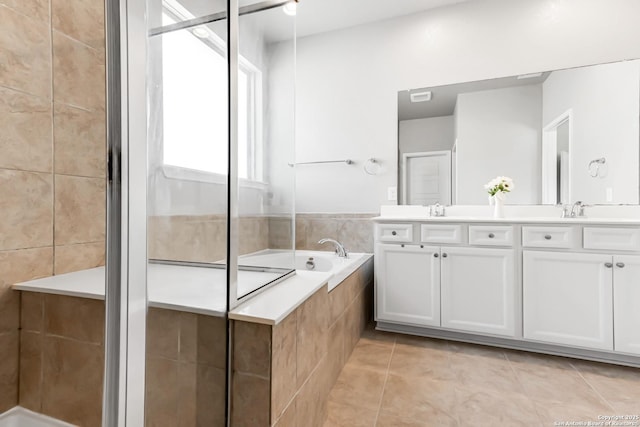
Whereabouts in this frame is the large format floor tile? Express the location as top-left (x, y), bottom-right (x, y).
top-left (325, 327), bottom-right (640, 427)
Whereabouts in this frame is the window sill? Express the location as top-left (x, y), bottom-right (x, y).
top-left (161, 165), bottom-right (268, 190)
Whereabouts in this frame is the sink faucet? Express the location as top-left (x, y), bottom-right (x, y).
top-left (569, 201), bottom-right (590, 217)
top-left (318, 238), bottom-right (348, 258)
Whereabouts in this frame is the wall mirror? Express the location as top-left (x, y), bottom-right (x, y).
top-left (397, 59), bottom-right (640, 206)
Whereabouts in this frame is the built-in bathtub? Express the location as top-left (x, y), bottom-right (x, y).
top-left (10, 250), bottom-right (374, 427)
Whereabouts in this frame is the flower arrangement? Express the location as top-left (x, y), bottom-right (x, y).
top-left (484, 176), bottom-right (515, 197)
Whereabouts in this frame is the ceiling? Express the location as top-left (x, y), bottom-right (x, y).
top-left (397, 72), bottom-right (550, 121)
top-left (245, 0), bottom-right (474, 43)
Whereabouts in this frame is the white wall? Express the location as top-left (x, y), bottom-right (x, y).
top-left (542, 60), bottom-right (640, 204)
top-left (291, 0), bottom-right (640, 213)
top-left (456, 85), bottom-right (542, 205)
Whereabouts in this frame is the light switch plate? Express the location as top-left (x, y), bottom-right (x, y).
top-left (388, 186), bottom-right (397, 201)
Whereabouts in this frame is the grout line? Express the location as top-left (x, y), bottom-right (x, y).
top-left (569, 362), bottom-right (617, 412)
top-left (49, 0), bottom-right (56, 277)
top-left (504, 351), bottom-right (546, 426)
top-left (372, 337), bottom-right (396, 427)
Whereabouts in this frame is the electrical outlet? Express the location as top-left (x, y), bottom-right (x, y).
top-left (388, 186), bottom-right (397, 201)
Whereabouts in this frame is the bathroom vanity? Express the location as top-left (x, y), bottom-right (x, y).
top-left (373, 208), bottom-right (640, 366)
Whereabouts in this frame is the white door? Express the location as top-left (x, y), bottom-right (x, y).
top-left (523, 251), bottom-right (613, 350)
top-left (375, 243), bottom-right (441, 327)
top-left (403, 151), bottom-right (451, 205)
top-left (440, 247), bottom-right (516, 337)
top-left (613, 255), bottom-right (640, 355)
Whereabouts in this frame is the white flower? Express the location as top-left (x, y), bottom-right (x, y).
top-left (484, 176), bottom-right (515, 195)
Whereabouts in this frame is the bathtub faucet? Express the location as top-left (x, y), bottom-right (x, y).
top-left (318, 238), bottom-right (348, 258)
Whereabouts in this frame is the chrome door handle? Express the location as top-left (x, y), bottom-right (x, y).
top-left (488, 233), bottom-right (495, 238)
top-left (544, 235), bottom-right (552, 240)
top-left (605, 262), bottom-right (613, 268)
top-left (616, 262), bottom-right (625, 268)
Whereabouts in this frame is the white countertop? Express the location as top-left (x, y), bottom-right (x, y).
top-left (13, 263), bottom-right (333, 323)
top-left (372, 216), bottom-right (640, 225)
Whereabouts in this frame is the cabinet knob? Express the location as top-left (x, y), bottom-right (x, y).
top-left (420, 245), bottom-right (424, 248)
top-left (442, 253), bottom-right (448, 258)
top-left (434, 253), bottom-right (439, 258)
top-left (616, 262), bottom-right (625, 268)
top-left (391, 231), bottom-right (397, 236)
top-left (605, 262), bottom-right (613, 268)
top-left (400, 244), bottom-right (405, 248)
top-left (488, 233), bottom-right (495, 238)
top-left (544, 235), bottom-right (552, 240)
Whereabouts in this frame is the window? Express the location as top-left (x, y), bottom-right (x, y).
top-left (161, 2), bottom-right (262, 181)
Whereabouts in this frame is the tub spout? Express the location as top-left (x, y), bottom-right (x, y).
top-left (317, 238), bottom-right (348, 258)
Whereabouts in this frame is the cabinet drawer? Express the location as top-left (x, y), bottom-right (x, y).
top-left (377, 223), bottom-right (413, 243)
top-left (584, 227), bottom-right (640, 252)
top-left (421, 224), bottom-right (463, 244)
top-left (522, 226), bottom-right (576, 249)
top-left (469, 226), bottom-right (514, 247)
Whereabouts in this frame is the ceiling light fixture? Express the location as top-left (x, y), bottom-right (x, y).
top-left (283, 1), bottom-right (297, 16)
top-left (410, 91), bottom-right (432, 103)
top-left (192, 27), bottom-right (209, 38)
top-left (517, 72), bottom-right (543, 80)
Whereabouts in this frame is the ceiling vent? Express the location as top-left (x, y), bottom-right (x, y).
top-left (410, 91), bottom-right (432, 103)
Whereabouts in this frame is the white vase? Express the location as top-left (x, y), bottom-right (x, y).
top-left (493, 193), bottom-right (505, 218)
top-left (488, 195), bottom-right (495, 206)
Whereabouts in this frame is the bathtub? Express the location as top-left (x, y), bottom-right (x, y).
top-left (239, 249), bottom-right (370, 291)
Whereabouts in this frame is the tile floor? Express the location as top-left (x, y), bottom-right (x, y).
top-left (325, 327), bottom-right (640, 426)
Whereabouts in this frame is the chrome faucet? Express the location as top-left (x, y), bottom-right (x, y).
top-left (318, 238), bottom-right (348, 258)
top-left (569, 201), bottom-right (590, 217)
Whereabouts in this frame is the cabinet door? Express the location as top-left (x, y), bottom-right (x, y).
top-left (375, 243), bottom-right (440, 327)
top-left (613, 255), bottom-right (640, 355)
top-left (523, 251), bottom-right (613, 351)
top-left (440, 247), bottom-right (516, 337)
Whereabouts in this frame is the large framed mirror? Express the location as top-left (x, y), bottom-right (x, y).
top-left (398, 59), bottom-right (640, 206)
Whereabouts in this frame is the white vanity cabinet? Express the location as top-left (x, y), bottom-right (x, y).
top-left (523, 251), bottom-right (614, 351)
top-left (441, 247), bottom-right (516, 337)
top-left (612, 255), bottom-right (640, 355)
top-left (375, 243), bottom-right (441, 327)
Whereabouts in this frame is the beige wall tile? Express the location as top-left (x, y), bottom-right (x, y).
top-left (19, 331), bottom-right (42, 411)
top-left (148, 216), bottom-right (225, 263)
top-left (41, 336), bottom-right (104, 426)
top-left (0, 331), bottom-right (19, 412)
top-left (44, 294), bottom-right (104, 344)
top-left (54, 174), bottom-right (105, 245)
top-left (54, 103), bottom-right (105, 178)
top-left (0, 5), bottom-right (51, 98)
top-left (0, 247), bottom-right (53, 287)
top-left (271, 313), bottom-right (297, 422)
top-left (295, 356), bottom-right (330, 427)
top-left (54, 242), bottom-right (105, 274)
top-left (194, 364), bottom-right (226, 427)
top-left (296, 287), bottom-right (329, 387)
top-left (0, 86), bottom-right (52, 173)
top-left (1, 0), bottom-right (49, 22)
top-left (145, 357), bottom-right (178, 427)
top-left (195, 315), bottom-right (227, 369)
top-left (239, 217), bottom-right (269, 255)
top-left (52, 31), bottom-right (104, 111)
top-left (305, 219), bottom-right (339, 251)
top-left (176, 363), bottom-right (196, 427)
top-left (51, 0), bottom-right (104, 51)
top-left (21, 292), bottom-right (44, 333)
top-left (327, 315), bottom-right (346, 389)
top-left (146, 308), bottom-right (180, 361)
top-left (328, 281), bottom-right (348, 327)
top-left (0, 284), bottom-right (19, 333)
top-left (231, 372), bottom-right (270, 427)
top-left (337, 219), bottom-right (374, 253)
top-left (0, 170), bottom-right (53, 250)
top-left (178, 313), bottom-right (197, 363)
top-left (234, 321), bottom-right (271, 377)
top-left (268, 217), bottom-right (293, 250)
top-left (295, 217), bottom-right (307, 249)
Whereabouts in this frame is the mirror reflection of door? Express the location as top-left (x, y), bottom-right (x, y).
top-left (402, 151), bottom-right (452, 205)
top-left (542, 110), bottom-right (572, 204)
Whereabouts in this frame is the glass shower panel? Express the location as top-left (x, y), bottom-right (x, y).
top-left (145, 1), bottom-right (229, 425)
top-left (234, 1), bottom-right (297, 302)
